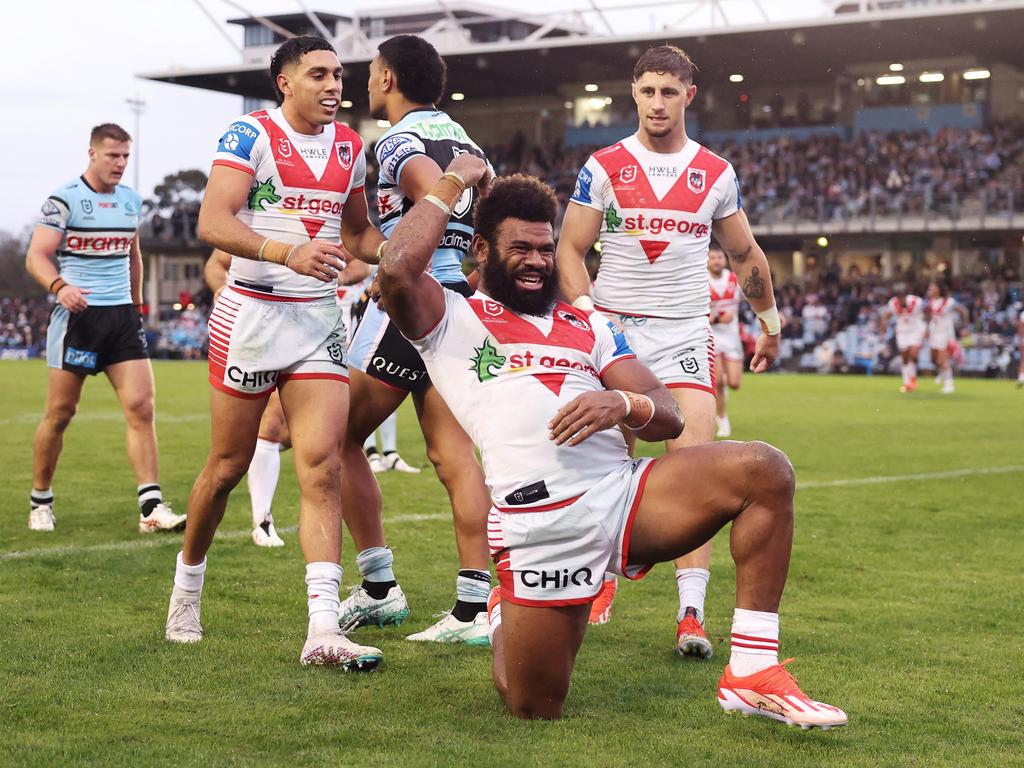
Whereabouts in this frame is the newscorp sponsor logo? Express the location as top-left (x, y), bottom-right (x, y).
top-left (281, 194), bottom-right (343, 216)
top-left (619, 213), bottom-right (709, 238)
top-left (65, 235), bottom-right (134, 252)
top-left (519, 567), bottom-right (594, 589)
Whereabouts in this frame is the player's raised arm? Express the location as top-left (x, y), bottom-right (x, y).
top-left (378, 153), bottom-right (490, 340)
top-left (712, 209), bottom-right (780, 372)
top-left (557, 202), bottom-right (603, 308)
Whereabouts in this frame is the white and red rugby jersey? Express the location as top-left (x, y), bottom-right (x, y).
top-left (409, 287), bottom-right (637, 510)
top-left (928, 296), bottom-right (959, 333)
top-left (888, 295), bottom-right (925, 334)
top-left (709, 268), bottom-right (742, 337)
top-left (570, 135), bottom-right (741, 319)
top-left (212, 108), bottom-right (366, 299)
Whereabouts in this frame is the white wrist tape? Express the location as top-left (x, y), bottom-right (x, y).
top-left (615, 390), bottom-right (631, 418)
top-left (755, 305), bottom-right (782, 336)
top-left (572, 295), bottom-right (595, 311)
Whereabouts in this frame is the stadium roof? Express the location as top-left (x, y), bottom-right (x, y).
top-left (143, 0), bottom-right (1024, 107)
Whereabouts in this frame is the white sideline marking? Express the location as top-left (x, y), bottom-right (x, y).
top-left (796, 465), bottom-right (1023, 490)
top-left (0, 411), bottom-right (208, 426)
top-left (0, 511), bottom-right (449, 562)
top-left (4, 466), bottom-right (1021, 563)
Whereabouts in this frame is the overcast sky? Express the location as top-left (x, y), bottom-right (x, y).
top-left (0, 0), bottom-right (822, 235)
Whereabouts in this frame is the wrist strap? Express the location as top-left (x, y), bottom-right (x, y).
top-left (49, 277), bottom-right (67, 295)
top-left (441, 171), bottom-right (466, 189)
top-left (375, 240), bottom-right (387, 263)
top-left (615, 390), bottom-right (631, 418)
top-left (755, 305), bottom-right (782, 336)
top-left (625, 394), bottom-right (655, 431)
top-left (423, 194), bottom-right (452, 216)
top-left (572, 295), bottom-right (595, 312)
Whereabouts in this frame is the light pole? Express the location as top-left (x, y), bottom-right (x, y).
top-left (125, 94), bottom-right (147, 191)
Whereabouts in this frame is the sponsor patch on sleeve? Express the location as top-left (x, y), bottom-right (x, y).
top-left (39, 196), bottom-right (69, 229)
top-left (217, 121), bottom-right (260, 161)
top-left (571, 166), bottom-right (594, 205)
top-left (607, 320), bottom-right (633, 357)
top-left (376, 134), bottom-right (421, 181)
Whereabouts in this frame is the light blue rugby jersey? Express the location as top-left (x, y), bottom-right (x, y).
top-left (39, 177), bottom-right (141, 305)
top-left (375, 109), bottom-right (491, 285)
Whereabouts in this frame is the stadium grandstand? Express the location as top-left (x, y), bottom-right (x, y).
top-left (5, 0), bottom-right (1020, 372)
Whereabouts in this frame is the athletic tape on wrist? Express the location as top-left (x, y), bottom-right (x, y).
top-left (625, 394), bottom-right (655, 431)
top-left (755, 305), bottom-right (782, 336)
top-left (423, 194), bottom-right (452, 216)
top-left (572, 295), bottom-right (595, 311)
top-left (615, 390), bottom-right (631, 418)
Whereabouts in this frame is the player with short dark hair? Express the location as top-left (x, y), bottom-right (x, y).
top-left (163, 37), bottom-right (386, 670)
top-left (339, 34), bottom-right (495, 646)
top-left (25, 123), bottom-right (184, 534)
top-left (376, 155), bottom-right (846, 728)
top-left (558, 44), bottom-right (781, 652)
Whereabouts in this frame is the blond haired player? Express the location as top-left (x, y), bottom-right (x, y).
top-left (558, 45), bottom-right (781, 656)
top-left (708, 244), bottom-right (745, 437)
top-left (163, 37), bottom-right (386, 670)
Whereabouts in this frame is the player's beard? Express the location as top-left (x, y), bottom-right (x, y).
top-left (481, 247), bottom-right (559, 317)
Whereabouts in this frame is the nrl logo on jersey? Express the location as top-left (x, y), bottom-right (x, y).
top-left (686, 167), bottom-right (706, 194)
top-left (277, 138), bottom-right (293, 158)
top-left (336, 141), bottom-right (353, 169)
top-left (620, 165), bottom-right (638, 184)
top-left (81, 199), bottom-right (93, 215)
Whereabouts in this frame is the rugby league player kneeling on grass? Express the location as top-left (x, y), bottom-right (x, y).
top-left (375, 153), bottom-right (848, 727)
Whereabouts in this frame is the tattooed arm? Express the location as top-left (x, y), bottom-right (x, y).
top-left (712, 209), bottom-right (780, 373)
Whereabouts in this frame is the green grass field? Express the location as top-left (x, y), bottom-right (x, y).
top-left (1, 360), bottom-right (1022, 767)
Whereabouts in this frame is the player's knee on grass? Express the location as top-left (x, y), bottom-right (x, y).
top-left (504, 681), bottom-right (570, 720)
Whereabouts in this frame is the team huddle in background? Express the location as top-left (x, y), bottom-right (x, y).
top-left (25, 35), bottom-right (857, 728)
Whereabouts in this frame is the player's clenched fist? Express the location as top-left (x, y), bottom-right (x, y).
top-left (445, 153), bottom-right (492, 195)
top-left (285, 241), bottom-right (349, 282)
top-left (56, 284), bottom-right (91, 313)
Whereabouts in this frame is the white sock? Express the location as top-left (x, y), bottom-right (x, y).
top-left (729, 608), bottom-right (780, 676)
top-left (247, 438), bottom-right (281, 528)
top-left (456, 569), bottom-right (492, 604)
top-left (306, 562), bottom-right (342, 637)
top-left (174, 551), bottom-right (207, 594)
top-left (363, 432), bottom-right (377, 452)
top-left (944, 367), bottom-right (954, 384)
top-left (907, 360), bottom-right (916, 380)
top-left (1018, 371), bottom-right (1024, 383)
top-left (487, 598), bottom-right (502, 644)
top-left (900, 362), bottom-right (912, 384)
top-left (355, 547), bottom-right (395, 584)
top-left (379, 413), bottom-right (398, 454)
top-left (675, 568), bottom-right (710, 623)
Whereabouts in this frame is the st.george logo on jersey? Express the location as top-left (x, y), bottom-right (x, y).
top-left (687, 168), bottom-right (706, 194)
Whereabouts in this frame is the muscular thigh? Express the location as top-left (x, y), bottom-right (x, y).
top-left (207, 387), bottom-right (269, 465)
top-left (627, 441), bottom-right (761, 565)
top-left (258, 391), bottom-right (289, 444)
top-left (413, 384), bottom-right (477, 463)
top-left (278, 377), bottom-right (348, 465)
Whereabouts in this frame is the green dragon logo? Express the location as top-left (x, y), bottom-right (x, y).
top-left (248, 178), bottom-right (281, 211)
top-left (605, 203), bottom-right (623, 233)
top-left (470, 338), bottom-right (506, 382)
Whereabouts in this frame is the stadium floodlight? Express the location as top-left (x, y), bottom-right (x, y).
top-left (604, 96), bottom-right (613, 105)
top-left (451, 92), bottom-right (466, 101)
top-left (963, 69), bottom-right (991, 80)
top-left (563, 101), bottom-right (573, 109)
top-left (588, 97), bottom-right (607, 109)
top-left (876, 75), bottom-right (906, 86)
top-left (889, 63), bottom-right (904, 72)
top-left (729, 73), bottom-right (744, 83)
top-left (816, 236), bottom-right (829, 248)
top-left (919, 72), bottom-right (944, 83)
top-left (376, 119), bottom-right (391, 128)
top-left (340, 100), bottom-right (353, 108)
top-left (584, 83), bottom-right (599, 92)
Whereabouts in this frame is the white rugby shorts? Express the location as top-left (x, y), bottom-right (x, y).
top-left (895, 330), bottom-right (925, 351)
top-left (614, 315), bottom-right (716, 395)
top-left (712, 327), bottom-right (744, 363)
top-left (207, 286), bottom-right (348, 398)
top-left (488, 458), bottom-right (657, 606)
top-left (928, 324), bottom-right (955, 351)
